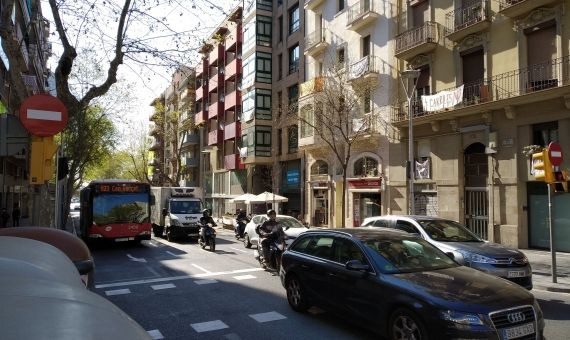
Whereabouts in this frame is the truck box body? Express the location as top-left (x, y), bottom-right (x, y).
top-left (150, 187), bottom-right (203, 241)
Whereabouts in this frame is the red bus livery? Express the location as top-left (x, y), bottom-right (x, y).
top-left (80, 180), bottom-right (152, 243)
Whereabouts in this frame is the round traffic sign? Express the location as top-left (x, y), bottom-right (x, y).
top-left (548, 142), bottom-right (563, 166)
top-left (19, 94), bottom-right (68, 137)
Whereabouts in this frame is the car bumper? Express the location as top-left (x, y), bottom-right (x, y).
top-left (470, 263), bottom-right (533, 289)
top-left (428, 317), bottom-right (544, 340)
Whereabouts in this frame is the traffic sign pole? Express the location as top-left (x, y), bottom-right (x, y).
top-left (548, 183), bottom-right (557, 283)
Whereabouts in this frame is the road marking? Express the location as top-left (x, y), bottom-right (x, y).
top-left (95, 268), bottom-right (264, 289)
top-left (147, 329), bottom-right (164, 339)
top-left (146, 241), bottom-right (158, 247)
top-left (249, 311), bottom-right (287, 323)
top-left (127, 254), bottom-right (147, 263)
top-left (191, 320), bottom-right (229, 333)
top-left (166, 251), bottom-right (178, 256)
top-left (151, 283), bottom-right (176, 290)
top-left (192, 263), bottom-right (212, 274)
top-left (230, 247), bottom-right (248, 253)
top-left (234, 274), bottom-right (256, 281)
top-left (224, 333), bottom-right (242, 340)
top-left (194, 279), bottom-right (218, 285)
top-left (105, 288), bottom-right (131, 296)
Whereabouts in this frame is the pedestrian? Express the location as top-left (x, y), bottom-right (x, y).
top-left (12, 205), bottom-right (20, 227)
top-left (0, 208), bottom-right (9, 228)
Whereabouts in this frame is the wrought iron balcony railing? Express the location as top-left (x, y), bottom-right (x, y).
top-left (347, 0), bottom-right (378, 27)
top-left (445, 0), bottom-right (489, 34)
top-left (395, 22), bottom-right (438, 55)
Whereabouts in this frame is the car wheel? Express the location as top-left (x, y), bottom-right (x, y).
top-left (244, 233), bottom-right (252, 248)
top-left (166, 228), bottom-right (173, 242)
top-left (286, 275), bottom-right (309, 312)
top-left (389, 308), bottom-right (428, 340)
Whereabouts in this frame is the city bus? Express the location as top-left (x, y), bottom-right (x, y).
top-left (79, 180), bottom-right (152, 243)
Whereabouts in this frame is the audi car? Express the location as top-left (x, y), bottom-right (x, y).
top-left (280, 228), bottom-right (544, 339)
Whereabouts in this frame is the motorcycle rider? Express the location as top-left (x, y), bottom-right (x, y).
top-left (258, 209), bottom-right (285, 268)
top-left (235, 208), bottom-right (249, 237)
top-left (199, 209), bottom-right (216, 243)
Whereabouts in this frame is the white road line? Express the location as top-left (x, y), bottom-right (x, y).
top-left (191, 320), bottom-right (229, 333)
top-left (234, 274), bottom-right (256, 281)
top-left (194, 279), bottom-right (218, 285)
top-left (127, 254), bottom-right (147, 263)
top-left (95, 268), bottom-right (264, 289)
top-left (230, 247), bottom-right (248, 253)
top-left (192, 263), bottom-right (212, 274)
top-left (249, 311), bottom-right (287, 323)
top-left (147, 329), bottom-right (164, 339)
top-left (146, 241), bottom-right (158, 247)
top-left (166, 251), bottom-right (178, 256)
top-left (105, 288), bottom-right (131, 296)
top-left (151, 283), bottom-right (176, 290)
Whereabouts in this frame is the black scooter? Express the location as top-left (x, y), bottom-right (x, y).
top-left (254, 226), bottom-right (285, 272)
top-left (234, 217), bottom-right (249, 239)
top-left (198, 222), bottom-right (216, 251)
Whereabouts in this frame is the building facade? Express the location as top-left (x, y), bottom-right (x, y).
top-left (389, 0), bottom-right (570, 250)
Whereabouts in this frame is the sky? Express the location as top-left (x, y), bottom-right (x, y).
top-left (41, 0), bottom-right (241, 145)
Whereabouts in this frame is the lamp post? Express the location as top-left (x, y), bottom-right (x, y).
top-left (400, 69), bottom-right (421, 215)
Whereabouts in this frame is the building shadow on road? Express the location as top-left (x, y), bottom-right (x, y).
top-left (537, 297), bottom-right (570, 321)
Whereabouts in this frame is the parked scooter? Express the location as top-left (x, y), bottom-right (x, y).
top-left (198, 222), bottom-right (216, 251)
top-left (253, 225), bottom-right (285, 272)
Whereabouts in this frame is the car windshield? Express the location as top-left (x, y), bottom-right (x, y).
top-left (417, 219), bottom-right (482, 242)
top-left (277, 217), bottom-right (305, 229)
top-left (362, 237), bottom-right (457, 273)
top-left (170, 200), bottom-right (201, 214)
top-left (93, 193), bottom-right (149, 225)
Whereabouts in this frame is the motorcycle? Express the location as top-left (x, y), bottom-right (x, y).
top-left (198, 222), bottom-right (216, 251)
top-left (253, 225), bottom-right (285, 272)
top-left (234, 217), bottom-right (249, 239)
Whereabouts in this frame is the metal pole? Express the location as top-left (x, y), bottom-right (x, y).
top-left (408, 96), bottom-right (414, 215)
top-left (547, 183), bottom-right (557, 283)
top-left (54, 146), bottom-right (61, 228)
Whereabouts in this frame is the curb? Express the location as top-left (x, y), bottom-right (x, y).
top-left (533, 283), bottom-right (570, 293)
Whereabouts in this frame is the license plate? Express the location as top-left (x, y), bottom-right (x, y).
top-left (115, 237), bottom-right (134, 242)
top-left (508, 271), bottom-right (526, 278)
top-left (187, 233), bottom-right (199, 237)
top-left (503, 322), bottom-right (534, 339)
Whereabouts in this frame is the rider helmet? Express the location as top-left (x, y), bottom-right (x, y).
top-left (266, 209), bottom-right (276, 217)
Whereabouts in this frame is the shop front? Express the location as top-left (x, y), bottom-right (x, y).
top-left (348, 178), bottom-right (382, 227)
top-left (281, 160), bottom-right (302, 217)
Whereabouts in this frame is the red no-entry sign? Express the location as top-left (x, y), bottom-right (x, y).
top-left (548, 142), bottom-right (563, 167)
top-left (19, 94), bottom-right (68, 137)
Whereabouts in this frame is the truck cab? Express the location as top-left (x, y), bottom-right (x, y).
top-left (151, 187), bottom-right (203, 242)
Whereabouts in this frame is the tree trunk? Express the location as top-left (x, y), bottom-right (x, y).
top-left (341, 166), bottom-right (348, 228)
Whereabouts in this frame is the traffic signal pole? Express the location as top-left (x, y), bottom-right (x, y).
top-left (547, 183), bottom-right (557, 283)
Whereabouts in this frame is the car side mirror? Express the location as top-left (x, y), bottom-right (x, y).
top-left (162, 208), bottom-right (168, 217)
top-left (345, 260), bottom-right (370, 272)
top-left (445, 252), bottom-right (455, 260)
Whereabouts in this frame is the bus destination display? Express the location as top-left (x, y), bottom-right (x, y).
top-left (97, 184), bottom-right (146, 193)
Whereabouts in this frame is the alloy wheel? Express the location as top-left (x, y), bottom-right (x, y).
top-left (392, 314), bottom-right (422, 340)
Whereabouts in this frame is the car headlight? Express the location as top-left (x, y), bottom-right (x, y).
top-left (441, 310), bottom-right (484, 326)
top-left (171, 219), bottom-right (181, 227)
top-left (458, 251), bottom-right (497, 264)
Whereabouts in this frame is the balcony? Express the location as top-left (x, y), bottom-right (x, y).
top-left (165, 85), bottom-right (175, 101)
top-left (497, 0), bottom-right (561, 18)
top-left (224, 121), bottom-right (241, 140)
top-left (181, 133), bottom-right (199, 146)
top-left (21, 74), bottom-right (39, 94)
top-left (395, 22), bottom-right (440, 60)
top-left (209, 44), bottom-right (224, 66)
top-left (208, 130), bottom-right (223, 146)
top-left (300, 76), bottom-right (324, 98)
top-left (348, 55), bottom-right (381, 82)
top-left (224, 154), bottom-right (245, 170)
top-left (13, 25), bottom-right (29, 71)
top-left (195, 111), bottom-right (207, 126)
top-left (445, 0), bottom-right (490, 42)
top-left (196, 84), bottom-right (205, 101)
top-left (149, 141), bottom-right (162, 151)
top-left (347, 0), bottom-right (380, 32)
top-left (225, 58), bottom-right (241, 81)
top-left (209, 72), bottom-right (223, 93)
top-left (184, 156), bottom-right (199, 168)
top-left (304, 0), bottom-right (325, 10)
top-left (304, 29), bottom-right (329, 57)
top-left (225, 25), bottom-right (242, 51)
top-left (208, 101), bottom-right (222, 119)
top-left (224, 90), bottom-right (241, 110)
top-left (390, 55), bottom-right (570, 125)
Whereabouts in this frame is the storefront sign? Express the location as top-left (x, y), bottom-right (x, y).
top-left (421, 85), bottom-right (464, 112)
top-left (348, 178), bottom-right (381, 189)
top-left (286, 169), bottom-right (300, 186)
top-left (311, 182), bottom-right (328, 189)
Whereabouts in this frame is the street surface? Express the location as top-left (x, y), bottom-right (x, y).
top-left (92, 230), bottom-right (570, 340)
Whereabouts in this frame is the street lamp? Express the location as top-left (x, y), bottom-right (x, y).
top-left (400, 69), bottom-right (421, 215)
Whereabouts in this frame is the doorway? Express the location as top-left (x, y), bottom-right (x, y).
top-left (464, 142), bottom-right (489, 239)
top-left (313, 189), bottom-right (329, 227)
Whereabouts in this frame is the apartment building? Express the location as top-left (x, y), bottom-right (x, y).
top-left (300, 0), bottom-right (397, 227)
top-left (0, 0), bottom-right (51, 223)
top-left (389, 0), bottom-right (570, 250)
top-left (149, 94), bottom-right (166, 184)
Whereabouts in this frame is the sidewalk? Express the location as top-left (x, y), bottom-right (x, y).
top-left (520, 249), bottom-right (570, 293)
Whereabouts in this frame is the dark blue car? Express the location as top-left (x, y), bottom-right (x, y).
top-left (280, 228), bottom-right (544, 340)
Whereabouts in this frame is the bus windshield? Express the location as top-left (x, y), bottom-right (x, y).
top-left (170, 200), bottom-right (202, 214)
top-left (93, 193), bottom-right (149, 225)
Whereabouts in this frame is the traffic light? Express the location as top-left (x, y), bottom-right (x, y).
top-left (29, 136), bottom-right (57, 184)
top-left (532, 150), bottom-right (554, 183)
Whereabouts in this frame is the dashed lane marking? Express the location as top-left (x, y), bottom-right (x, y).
top-left (230, 247), bottom-right (248, 253)
top-left (249, 311), bottom-right (287, 323)
top-left (194, 279), bottom-right (218, 285)
top-left (94, 268), bottom-right (264, 289)
top-left (191, 320), bottom-right (229, 333)
top-left (147, 329), bottom-right (164, 339)
top-left (234, 274), bottom-right (256, 281)
top-left (192, 263), bottom-right (212, 274)
top-left (105, 288), bottom-right (131, 296)
top-left (224, 333), bottom-right (242, 340)
top-left (166, 251), bottom-right (178, 256)
top-left (151, 283), bottom-right (176, 290)
top-left (127, 254), bottom-right (147, 263)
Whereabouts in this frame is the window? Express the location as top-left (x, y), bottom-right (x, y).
top-left (354, 156), bottom-right (378, 177)
top-left (289, 4), bottom-right (300, 34)
top-left (277, 91), bottom-right (283, 116)
top-left (533, 122), bottom-right (558, 147)
top-left (362, 35), bottom-right (371, 57)
top-left (333, 238), bottom-right (366, 265)
top-left (278, 53), bottom-right (283, 80)
top-left (257, 16), bottom-right (272, 47)
top-left (395, 220), bottom-right (420, 235)
top-left (289, 44), bottom-right (299, 74)
top-left (288, 84), bottom-right (299, 114)
top-left (242, 53), bottom-right (256, 89)
top-left (256, 52), bottom-right (272, 83)
top-left (288, 125), bottom-right (298, 154)
top-left (278, 15), bottom-right (283, 42)
top-left (363, 90), bottom-right (371, 113)
top-left (338, 0), bottom-right (344, 12)
top-left (277, 0), bottom-right (282, 6)
top-left (243, 19), bottom-right (255, 53)
top-left (242, 125), bottom-right (271, 156)
top-left (337, 47), bottom-right (345, 66)
top-left (291, 235), bottom-right (313, 253)
top-left (372, 219), bottom-right (389, 228)
top-left (242, 89), bottom-right (255, 121)
top-left (304, 235), bottom-right (334, 260)
top-left (277, 128), bottom-right (282, 155)
top-left (300, 104), bottom-right (314, 138)
top-left (255, 89), bottom-right (272, 120)
top-left (311, 160), bottom-right (328, 175)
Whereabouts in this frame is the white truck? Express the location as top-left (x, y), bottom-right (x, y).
top-left (150, 187), bottom-right (203, 242)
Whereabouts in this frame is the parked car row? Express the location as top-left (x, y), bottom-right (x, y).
top-left (276, 216), bottom-right (543, 339)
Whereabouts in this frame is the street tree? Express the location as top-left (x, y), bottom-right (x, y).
top-left (297, 62), bottom-right (379, 226)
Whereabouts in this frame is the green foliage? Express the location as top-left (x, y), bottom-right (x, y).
top-left (85, 151), bottom-right (133, 181)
